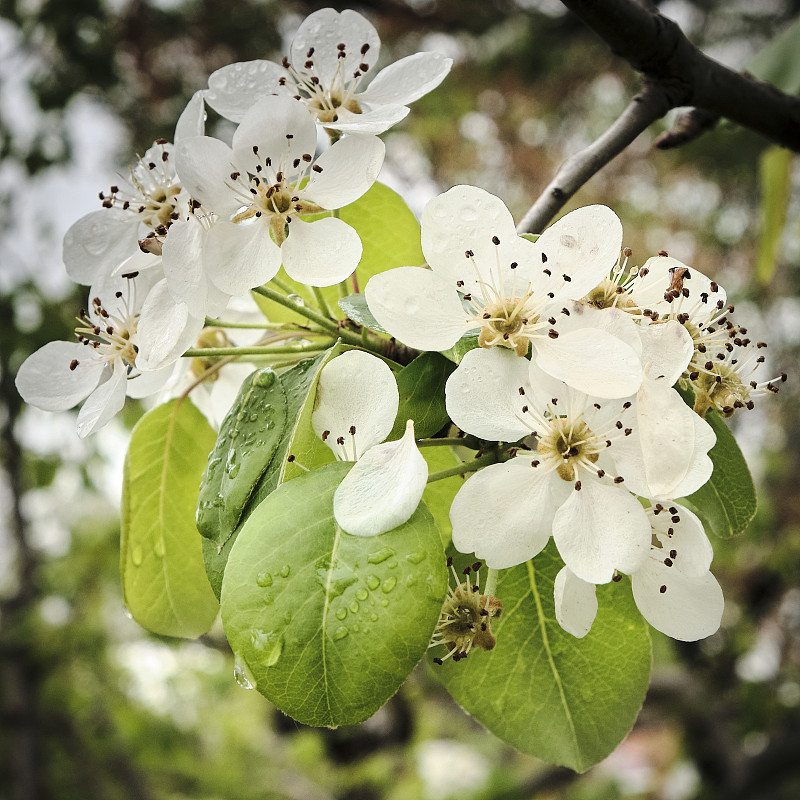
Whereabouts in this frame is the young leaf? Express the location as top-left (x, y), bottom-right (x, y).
top-left (196, 367), bottom-right (288, 547)
top-left (757, 145), bottom-right (792, 283)
top-left (202, 350), bottom-right (335, 599)
top-left (221, 461), bottom-right (447, 727)
top-left (255, 182), bottom-right (425, 323)
top-left (338, 293), bottom-right (388, 333)
top-left (389, 351), bottom-right (456, 440)
top-left (681, 409), bottom-right (757, 538)
top-left (433, 544), bottom-right (651, 772)
top-left (441, 334), bottom-right (480, 365)
top-left (121, 399), bottom-right (219, 638)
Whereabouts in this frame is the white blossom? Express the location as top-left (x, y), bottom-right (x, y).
top-left (173, 95), bottom-right (384, 299)
top-left (311, 350), bottom-right (427, 537)
top-left (366, 185), bottom-right (643, 399)
top-left (204, 8), bottom-right (452, 135)
top-left (15, 273), bottom-right (171, 437)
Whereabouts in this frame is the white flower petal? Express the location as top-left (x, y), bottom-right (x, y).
top-left (161, 215), bottom-right (211, 313)
top-left (205, 220), bottom-right (281, 296)
top-left (359, 52), bottom-right (452, 106)
top-left (62, 210), bottom-right (139, 284)
top-left (639, 319), bottom-right (694, 385)
top-left (175, 90), bottom-right (207, 141)
top-left (15, 341), bottom-right (103, 411)
top-left (291, 8), bottom-right (380, 87)
top-left (651, 503), bottom-right (713, 577)
top-left (421, 185), bottom-right (519, 287)
top-left (174, 136), bottom-right (243, 216)
top-left (445, 348), bottom-right (532, 442)
top-left (301, 135), bottom-right (384, 209)
top-left (554, 567), bottom-right (598, 639)
top-left (232, 96), bottom-right (317, 174)
top-left (334, 420), bottom-right (427, 537)
top-left (76, 365), bottom-right (128, 437)
top-left (553, 478), bottom-right (650, 584)
top-left (330, 105), bottom-right (410, 135)
top-left (632, 560), bottom-right (723, 641)
top-left (531, 205), bottom-right (623, 298)
top-left (450, 457), bottom-right (556, 569)
top-left (671, 412), bottom-right (716, 498)
top-left (632, 256), bottom-right (727, 310)
top-left (281, 217), bottom-right (361, 287)
top-left (533, 328), bottom-right (642, 399)
top-left (135, 280), bottom-right (204, 371)
top-left (312, 349), bottom-right (399, 460)
top-left (126, 365), bottom-right (175, 400)
top-left (365, 267), bottom-right (468, 352)
top-left (205, 60), bottom-right (286, 123)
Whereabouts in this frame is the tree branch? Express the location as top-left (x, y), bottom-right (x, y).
top-left (517, 82), bottom-right (670, 233)
top-left (518, 0), bottom-right (800, 231)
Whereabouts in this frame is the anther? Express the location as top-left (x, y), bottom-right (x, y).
top-left (69, 359), bottom-right (79, 371)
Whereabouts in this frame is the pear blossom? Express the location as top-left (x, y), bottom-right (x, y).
top-left (310, 349), bottom-right (427, 537)
top-left (448, 356), bottom-right (652, 583)
top-left (15, 273), bottom-right (172, 437)
top-left (173, 95), bottom-right (384, 300)
top-left (554, 503), bottom-right (724, 642)
top-left (366, 185), bottom-right (644, 400)
top-left (204, 8), bottom-right (452, 135)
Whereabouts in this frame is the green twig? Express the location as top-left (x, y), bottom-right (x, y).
top-left (183, 341), bottom-right (333, 357)
top-left (417, 437), bottom-right (472, 448)
top-left (311, 286), bottom-right (333, 319)
top-left (426, 450), bottom-right (501, 483)
top-left (204, 317), bottom-right (307, 330)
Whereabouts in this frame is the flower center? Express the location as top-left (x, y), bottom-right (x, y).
top-left (74, 292), bottom-right (139, 369)
top-left (537, 417), bottom-right (600, 481)
top-left (584, 277), bottom-right (637, 312)
top-left (476, 295), bottom-right (541, 357)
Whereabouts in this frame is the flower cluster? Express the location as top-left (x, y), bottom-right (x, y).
top-left (16, 8), bottom-right (452, 436)
top-left (366, 185), bottom-right (782, 644)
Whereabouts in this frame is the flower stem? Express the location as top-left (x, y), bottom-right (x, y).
top-left (483, 568), bottom-right (499, 598)
top-left (426, 450), bottom-right (500, 483)
top-left (417, 437), bottom-right (473, 448)
top-left (270, 276), bottom-right (296, 295)
top-left (311, 286), bottom-right (334, 319)
top-left (204, 317), bottom-right (306, 330)
top-left (183, 340), bottom-right (334, 357)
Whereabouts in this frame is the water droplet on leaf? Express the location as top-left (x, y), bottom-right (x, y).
top-left (233, 652), bottom-right (255, 689)
top-left (256, 571), bottom-right (273, 587)
top-left (367, 547), bottom-right (395, 564)
top-left (332, 626), bottom-right (349, 641)
top-left (381, 577), bottom-right (397, 594)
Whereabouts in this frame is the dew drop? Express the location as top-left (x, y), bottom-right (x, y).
top-left (370, 612), bottom-right (378, 622)
top-left (335, 608), bottom-right (347, 620)
top-left (280, 564), bottom-right (291, 578)
top-left (366, 575), bottom-right (380, 590)
top-left (131, 545), bottom-right (143, 566)
top-left (228, 463), bottom-right (240, 479)
top-left (367, 547), bottom-right (395, 564)
top-left (263, 594), bottom-right (274, 606)
top-left (381, 598), bottom-right (389, 607)
top-left (154, 539), bottom-right (165, 558)
top-left (332, 626), bottom-right (349, 641)
top-left (233, 652), bottom-right (255, 689)
top-left (122, 605), bottom-right (133, 620)
top-left (381, 577), bottom-right (397, 594)
top-left (256, 571), bottom-right (273, 587)
top-left (405, 552), bottom-right (425, 564)
top-left (349, 600), bottom-right (359, 614)
top-left (254, 369), bottom-right (275, 388)
top-left (355, 588), bottom-right (368, 601)
top-left (405, 574), bottom-right (416, 587)
top-left (251, 630), bottom-right (283, 667)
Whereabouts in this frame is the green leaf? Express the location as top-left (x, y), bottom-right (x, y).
top-left (433, 545), bottom-right (651, 771)
top-left (757, 145), bottom-right (792, 283)
top-left (255, 182), bottom-right (424, 324)
top-left (441, 334), bottom-right (480, 364)
top-left (681, 409), bottom-right (757, 538)
top-left (221, 461), bottom-right (447, 727)
top-left (338, 293), bottom-right (388, 333)
top-left (121, 399), bottom-right (219, 638)
top-left (420, 446), bottom-right (466, 547)
top-left (390, 352), bottom-right (456, 440)
top-left (747, 17), bottom-right (800, 94)
top-left (196, 368), bottom-right (288, 546)
top-left (202, 351), bottom-right (335, 599)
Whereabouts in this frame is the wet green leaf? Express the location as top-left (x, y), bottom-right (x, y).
top-left (390, 352), bottom-right (456, 440)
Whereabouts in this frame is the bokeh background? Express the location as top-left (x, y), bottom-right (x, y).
top-left (2, 1), bottom-right (800, 798)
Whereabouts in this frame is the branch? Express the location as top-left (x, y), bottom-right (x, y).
top-left (518, 0), bottom-right (800, 231)
top-left (560, 0), bottom-right (800, 149)
top-left (517, 83), bottom-right (670, 233)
